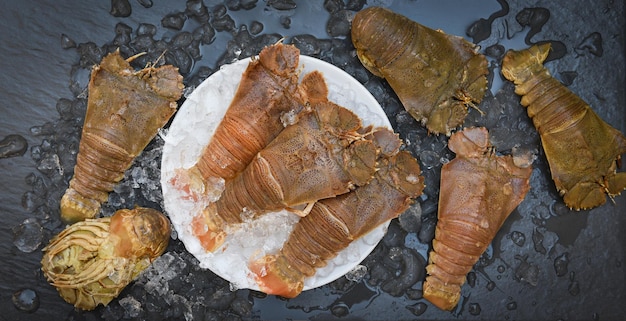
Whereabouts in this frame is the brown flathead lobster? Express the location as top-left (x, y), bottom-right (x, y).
top-left (249, 133), bottom-right (425, 298)
top-left (178, 43), bottom-right (329, 200)
top-left (61, 50), bottom-right (184, 223)
top-left (191, 101), bottom-right (382, 252)
top-left (351, 6), bottom-right (488, 135)
top-left (423, 127), bottom-right (532, 311)
top-left (501, 44), bottom-right (626, 210)
top-left (41, 207), bottom-right (171, 310)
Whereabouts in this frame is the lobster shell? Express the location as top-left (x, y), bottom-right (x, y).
top-left (60, 50), bottom-right (183, 223)
top-left (423, 127), bottom-right (532, 310)
top-left (501, 44), bottom-right (626, 210)
top-left (41, 207), bottom-right (170, 310)
top-left (191, 102), bottom-right (380, 252)
top-left (352, 6), bottom-right (488, 135)
top-left (250, 137), bottom-right (425, 298)
top-left (191, 43), bottom-right (327, 182)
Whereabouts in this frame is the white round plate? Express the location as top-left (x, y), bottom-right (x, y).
top-left (161, 55), bottom-right (392, 292)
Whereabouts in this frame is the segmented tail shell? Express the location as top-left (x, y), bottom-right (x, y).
top-left (215, 102), bottom-right (376, 222)
top-left (351, 6), bottom-right (488, 135)
top-left (423, 127), bottom-right (532, 310)
top-left (60, 50), bottom-right (183, 223)
top-left (193, 43), bottom-right (310, 182)
top-left (501, 44), bottom-right (626, 210)
top-left (251, 149), bottom-right (424, 298)
top-left (192, 103), bottom-right (380, 252)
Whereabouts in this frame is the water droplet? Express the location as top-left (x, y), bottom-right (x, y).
top-left (506, 301), bottom-right (517, 310)
top-left (60, 33), bottom-right (76, 49)
top-left (510, 230), bottom-right (526, 247)
top-left (330, 302), bottom-right (349, 317)
top-left (514, 255), bottom-right (539, 286)
top-left (0, 134), bottom-right (28, 158)
top-left (12, 288), bottom-right (40, 313)
top-left (267, 0), bottom-right (297, 10)
top-left (568, 280), bottom-right (580, 296)
top-left (467, 271), bottom-right (477, 287)
top-left (110, 0), bottom-right (131, 17)
top-left (484, 44), bottom-right (505, 59)
top-left (575, 32), bottom-right (603, 57)
top-left (137, 0), bottom-right (153, 8)
top-left (486, 281), bottom-right (496, 291)
top-left (406, 302), bottom-right (427, 316)
top-left (554, 252), bottom-right (569, 277)
top-left (468, 302), bottom-right (481, 315)
top-left (532, 228), bottom-right (547, 254)
top-left (249, 21), bottom-right (264, 35)
top-left (497, 265), bottom-right (506, 273)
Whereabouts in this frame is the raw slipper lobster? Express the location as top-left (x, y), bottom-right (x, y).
top-left (423, 127), bottom-right (532, 311)
top-left (249, 133), bottom-right (425, 298)
top-left (61, 50), bottom-right (184, 223)
top-left (501, 44), bottom-right (626, 210)
top-left (41, 207), bottom-right (171, 310)
top-left (175, 43), bottom-right (329, 201)
top-left (192, 101), bottom-right (383, 252)
top-left (351, 6), bottom-right (488, 135)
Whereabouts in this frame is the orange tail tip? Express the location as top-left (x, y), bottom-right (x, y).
top-left (423, 276), bottom-right (461, 311)
top-left (249, 255), bottom-right (304, 298)
top-left (191, 213), bottom-right (226, 252)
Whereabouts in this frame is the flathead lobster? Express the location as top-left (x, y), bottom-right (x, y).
top-left (351, 6), bottom-right (488, 135)
top-left (501, 44), bottom-right (626, 210)
top-left (178, 43), bottom-right (329, 200)
top-left (41, 207), bottom-right (170, 310)
top-left (60, 50), bottom-right (183, 223)
top-left (191, 101), bottom-right (383, 252)
top-left (423, 127), bottom-right (532, 310)
top-left (249, 132), bottom-right (424, 298)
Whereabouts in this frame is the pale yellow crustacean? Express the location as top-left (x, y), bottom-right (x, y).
top-left (41, 207), bottom-right (170, 310)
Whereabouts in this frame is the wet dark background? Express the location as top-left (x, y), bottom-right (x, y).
top-left (1, 0), bottom-right (625, 320)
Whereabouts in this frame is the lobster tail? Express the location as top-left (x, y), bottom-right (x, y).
top-left (250, 149), bottom-right (424, 298)
top-left (502, 45), bottom-right (626, 210)
top-left (192, 43), bottom-right (307, 184)
top-left (191, 102), bottom-right (381, 252)
top-left (61, 133), bottom-right (132, 223)
top-left (250, 200), bottom-right (351, 298)
top-left (423, 127), bottom-right (532, 310)
top-left (61, 50), bottom-right (183, 223)
top-left (352, 6), bottom-right (488, 135)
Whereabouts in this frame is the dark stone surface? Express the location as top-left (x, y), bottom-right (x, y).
top-left (0, 1), bottom-right (624, 320)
